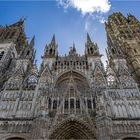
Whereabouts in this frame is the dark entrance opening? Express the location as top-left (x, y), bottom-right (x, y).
top-left (123, 137), bottom-right (139, 140)
top-left (7, 137), bottom-right (25, 140)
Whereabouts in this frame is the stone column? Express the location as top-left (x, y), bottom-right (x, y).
top-left (96, 116), bottom-right (112, 140)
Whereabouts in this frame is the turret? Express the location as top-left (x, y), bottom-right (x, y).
top-left (19, 36), bottom-right (36, 63)
top-left (85, 33), bottom-right (102, 70)
top-left (43, 34), bottom-right (58, 58)
top-left (68, 42), bottom-right (77, 56)
top-left (42, 34), bottom-right (58, 69)
top-left (85, 33), bottom-right (100, 56)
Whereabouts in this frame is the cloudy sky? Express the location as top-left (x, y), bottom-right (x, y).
top-left (0, 0), bottom-right (140, 67)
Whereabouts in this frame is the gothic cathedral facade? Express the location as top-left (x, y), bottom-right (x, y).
top-left (0, 13), bottom-right (140, 140)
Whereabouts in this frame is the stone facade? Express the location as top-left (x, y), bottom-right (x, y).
top-left (0, 13), bottom-right (140, 140)
top-left (105, 12), bottom-right (140, 85)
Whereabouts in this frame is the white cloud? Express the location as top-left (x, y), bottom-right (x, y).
top-left (57, 0), bottom-right (111, 32)
top-left (84, 16), bottom-right (97, 32)
top-left (99, 18), bottom-right (106, 23)
top-left (85, 20), bottom-right (90, 31)
top-left (57, 0), bottom-right (111, 15)
top-left (96, 14), bottom-right (107, 23)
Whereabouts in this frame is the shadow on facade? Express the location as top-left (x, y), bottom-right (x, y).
top-left (6, 137), bottom-right (25, 140)
top-left (122, 138), bottom-right (139, 140)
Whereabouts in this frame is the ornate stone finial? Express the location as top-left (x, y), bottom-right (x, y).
top-left (69, 43), bottom-right (77, 56)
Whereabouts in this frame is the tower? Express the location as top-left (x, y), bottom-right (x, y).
top-left (105, 12), bottom-right (140, 86)
top-left (0, 20), bottom-right (38, 140)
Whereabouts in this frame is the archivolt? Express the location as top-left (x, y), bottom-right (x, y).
top-left (49, 118), bottom-right (96, 139)
top-left (55, 70), bottom-right (89, 85)
top-left (1, 134), bottom-right (29, 140)
top-left (119, 134), bottom-right (140, 140)
top-left (54, 70), bottom-right (90, 93)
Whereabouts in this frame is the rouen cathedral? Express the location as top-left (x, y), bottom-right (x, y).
top-left (0, 12), bottom-right (140, 140)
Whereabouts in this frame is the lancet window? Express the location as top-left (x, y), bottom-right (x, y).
top-left (0, 51), bottom-right (4, 60)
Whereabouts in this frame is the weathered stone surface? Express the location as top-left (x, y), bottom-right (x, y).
top-left (0, 13), bottom-right (140, 140)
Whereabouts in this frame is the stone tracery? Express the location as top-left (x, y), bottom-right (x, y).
top-left (0, 12), bottom-right (140, 140)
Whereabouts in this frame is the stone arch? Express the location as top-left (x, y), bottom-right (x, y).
top-left (11, 52), bottom-right (15, 58)
top-left (119, 134), bottom-right (140, 140)
top-left (122, 137), bottom-right (139, 140)
top-left (54, 69), bottom-right (90, 87)
top-left (1, 133), bottom-right (29, 140)
top-left (106, 66), bottom-right (119, 87)
top-left (49, 118), bottom-right (96, 139)
top-left (23, 73), bottom-right (37, 89)
top-left (6, 137), bottom-right (25, 140)
top-left (111, 48), bottom-right (116, 54)
top-left (54, 70), bottom-right (90, 93)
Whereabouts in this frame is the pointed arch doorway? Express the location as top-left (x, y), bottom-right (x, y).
top-left (6, 138), bottom-right (25, 140)
top-left (49, 119), bottom-right (96, 140)
top-left (122, 138), bottom-right (140, 140)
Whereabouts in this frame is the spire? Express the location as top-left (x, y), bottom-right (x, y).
top-left (9, 17), bottom-right (25, 27)
top-left (43, 34), bottom-right (58, 58)
top-left (72, 42), bottom-right (76, 52)
top-left (19, 35), bottom-right (36, 63)
top-left (51, 34), bottom-right (56, 45)
top-left (87, 33), bottom-right (92, 43)
top-left (68, 42), bottom-right (77, 56)
top-left (85, 33), bottom-right (100, 56)
top-left (30, 35), bottom-right (35, 48)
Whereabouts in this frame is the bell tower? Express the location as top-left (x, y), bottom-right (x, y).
top-left (105, 12), bottom-right (140, 86)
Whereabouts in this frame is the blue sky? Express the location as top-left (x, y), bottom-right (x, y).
top-left (0, 0), bottom-right (140, 67)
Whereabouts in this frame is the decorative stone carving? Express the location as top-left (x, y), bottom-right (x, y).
top-left (0, 13), bottom-right (140, 140)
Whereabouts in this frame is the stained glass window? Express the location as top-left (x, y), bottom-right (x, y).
top-left (53, 100), bottom-right (57, 109)
top-left (87, 99), bottom-right (92, 109)
top-left (48, 98), bottom-right (51, 109)
top-left (70, 99), bottom-right (74, 109)
top-left (64, 100), bottom-right (68, 109)
top-left (0, 51), bottom-right (4, 60)
top-left (76, 100), bottom-right (80, 108)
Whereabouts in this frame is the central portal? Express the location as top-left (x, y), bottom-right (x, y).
top-left (49, 119), bottom-right (96, 139)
